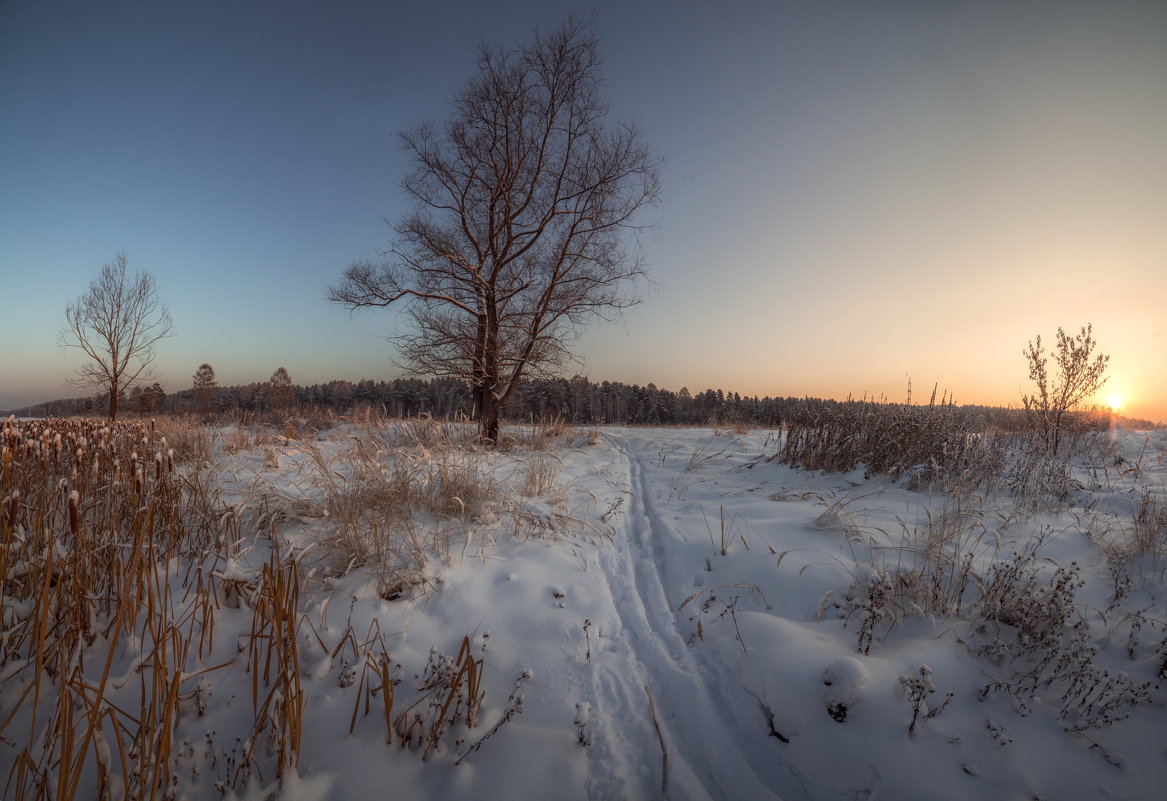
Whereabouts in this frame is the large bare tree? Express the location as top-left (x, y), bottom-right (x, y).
top-left (61, 253), bottom-right (175, 420)
top-left (329, 17), bottom-right (661, 443)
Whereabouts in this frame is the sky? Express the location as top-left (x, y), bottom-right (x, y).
top-left (2, 0), bottom-right (1165, 422)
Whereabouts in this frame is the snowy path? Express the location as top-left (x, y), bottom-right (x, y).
top-left (581, 431), bottom-right (793, 801)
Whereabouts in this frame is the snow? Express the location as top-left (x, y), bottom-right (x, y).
top-left (3, 423), bottom-right (1166, 800)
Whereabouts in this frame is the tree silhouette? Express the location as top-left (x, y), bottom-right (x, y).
top-left (330, 17), bottom-right (660, 444)
top-left (268, 367), bottom-right (294, 410)
top-left (60, 253), bottom-right (174, 420)
top-left (193, 363), bottom-right (218, 414)
top-left (1022, 324), bottom-right (1109, 453)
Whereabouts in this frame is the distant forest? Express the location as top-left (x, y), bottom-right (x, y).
top-left (5, 375), bottom-right (1161, 430)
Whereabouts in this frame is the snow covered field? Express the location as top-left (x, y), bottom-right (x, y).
top-left (3, 418), bottom-right (1166, 800)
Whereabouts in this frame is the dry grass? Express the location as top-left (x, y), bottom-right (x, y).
top-left (301, 431), bottom-right (498, 587)
top-left (514, 415), bottom-right (571, 451)
top-left (1129, 490), bottom-right (1167, 555)
top-left (788, 484), bottom-right (1157, 730)
top-left (770, 400), bottom-right (1098, 507)
top-left (517, 453), bottom-right (563, 498)
top-left (295, 410), bottom-right (600, 588)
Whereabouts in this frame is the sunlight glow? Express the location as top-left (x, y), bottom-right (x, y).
top-left (1107, 392), bottom-right (1123, 412)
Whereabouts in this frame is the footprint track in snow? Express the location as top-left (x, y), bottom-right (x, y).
top-left (579, 432), bottom-right (788, 801)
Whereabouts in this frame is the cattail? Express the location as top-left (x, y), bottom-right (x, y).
top-left (7, 490), bottom-right (17, 528)
top-left (68, 489), bottom-right (80, 536)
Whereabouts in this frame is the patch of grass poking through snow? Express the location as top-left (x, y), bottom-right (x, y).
top-left (456, 667), bottom-right (532, 765)
top-left (678, 585), bottom-right (768, 651)
top-left (302, 431), bottom-right (499, 587)
top-left (974, 548), bottom-right (1156, 732)
top-left (898, 664), bottom-right (954, 736)
top-left (301, 413), bottom-right (601, 592)
top-left (776, 436), bottom-right (1163, 743)
top-left (670, 436), bottom-right (729, 499)
top-left (367, 634), bottom-right (530, 764)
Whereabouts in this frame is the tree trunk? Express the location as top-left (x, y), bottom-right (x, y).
top-left (479, 390), bottom-right (500, 445)
top-left (108, 381), bottom-right (118, 421)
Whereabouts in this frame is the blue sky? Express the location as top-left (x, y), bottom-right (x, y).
top-left (3, 0), bottom-right (1165, 421)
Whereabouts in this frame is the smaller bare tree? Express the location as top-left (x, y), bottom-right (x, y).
top-left (61, 253), bottom-right (175, 420)
top-left (1022, 323), bottom-right (1109, 453)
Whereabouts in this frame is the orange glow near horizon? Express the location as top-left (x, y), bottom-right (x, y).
top-left (1107, 392), bottom-right (1123, 413)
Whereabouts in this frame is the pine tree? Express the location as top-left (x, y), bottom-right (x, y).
top-left (193, 363), bottom-right (217, 414)
top-left (268, 367), bottom-right (294, 410)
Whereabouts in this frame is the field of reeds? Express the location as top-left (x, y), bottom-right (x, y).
top-left (0, 413), bottom-right (585, 800)
top-left (773, 397), bottom-right (1123, 501)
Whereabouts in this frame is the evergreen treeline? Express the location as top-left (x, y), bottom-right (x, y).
top-left (6, 376), bottom-right (1162, 430)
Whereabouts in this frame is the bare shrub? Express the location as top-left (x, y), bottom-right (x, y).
top-left (898, 665), bottom-right (954, 736)
top-left (1021, 324), bottom-right (1109, 455)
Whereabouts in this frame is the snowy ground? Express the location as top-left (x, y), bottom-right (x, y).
top-left (7, 422), bottom-right (1166, 800)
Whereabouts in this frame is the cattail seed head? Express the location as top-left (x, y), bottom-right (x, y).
top-left (68, 490), bottom-right (80, 536)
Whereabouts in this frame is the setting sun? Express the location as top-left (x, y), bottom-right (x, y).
top-left (1107, 392), bottom-right (1123, 412)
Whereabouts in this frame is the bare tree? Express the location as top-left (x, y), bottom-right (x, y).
top-left (329, 17), bottom-right (661, 444)
top-left (61, 253), bottom-right (175, 420)
top-left (193, 363), bottom-right (217, 414)
top-left (1022, 323), bottom-right (1109, 453)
